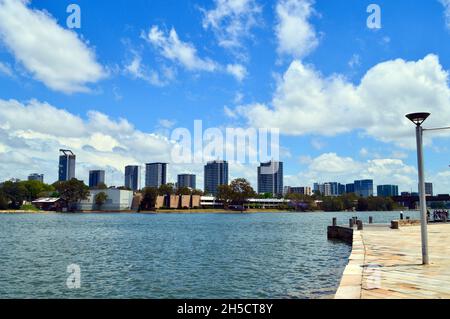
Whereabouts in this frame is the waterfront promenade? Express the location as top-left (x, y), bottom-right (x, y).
top-left (336, 223), bottom-right (450, 299)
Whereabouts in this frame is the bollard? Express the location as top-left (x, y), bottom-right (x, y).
top-left (349, 218), bottom-right (354, 228)
top-left (369, 216), bottom-right (373, 224)
top-left (400, 213), bottom-right (404, 220)
top-left (357, 220), bottom-right (363, 231)
top-left (332, 217), bottom-right (337, 227)
top-left (391, 220), bottom-right (399, 230)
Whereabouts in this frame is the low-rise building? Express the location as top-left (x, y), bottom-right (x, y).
top-left (32, 198), bottom-right (65, 211)
top-left (77, 189), bottom-right (133, 211)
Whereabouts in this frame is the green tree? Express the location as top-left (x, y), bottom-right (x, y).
top-left (342, 193), bottom-right (358, 211)
top-left (20, 180), bottom-right (55, 201)
top-left (140, 187), bottom-right (158, 211)
top-left (216, 184), bottom-right (233, 209)
top-left (176, 186), bottom-right (191, 195)
top-left (0, 181), bottom-right (27, 209)
top-left (367, 196), bottom-right (396, 211)
top-left (94, 192), bottom-right (108, 209)
top-left (229, 178), bottom-right (256, 206)
top-left (0, 191), bottom-right (8, 210)
top-left (191, 189), bottom-right (204, 196)
top-left (53, 179), bottom-right (90, 211)
top-left (158, 183), bottom-right (175, 196)
top-left (322, 197), bottom-right (344, 212)
top-left (357, 198), bottom-right (369, 211)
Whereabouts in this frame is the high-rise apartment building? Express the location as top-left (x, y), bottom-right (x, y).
top-left (204, 160), bottom-right (228, 196)
top-left (58, 149), bottom-right (76, 181)
top-left (314, 182), bottom-right (344, 196)
top-left (346, 183), bottom-right (355, 194)
top-left (286, 186), bottom-right (312, 196)
top-left (125, 165), bottom-right (141, 191)
top-left (145, 163), bottom-right (167, 188)
top-left (422, 182), bottom-right (434, 197)
top-left (89, 170), bottom-right (105, 188)
top-left (177, 174), bottom-right (196, 189)
top-left (354, 179), bottom-right (374, 198)
top-left (257, 161), bottom-right (284, 196)
top-left (377, 185), bottom-right (399, 197)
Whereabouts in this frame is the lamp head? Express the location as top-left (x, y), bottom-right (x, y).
top-left (406, 112), bottom-right (431, 126)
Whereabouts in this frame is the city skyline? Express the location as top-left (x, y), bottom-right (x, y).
top-left (19, 150), bottom-right (442, 197)
top-left (0, 0), bottom-right (449, 194)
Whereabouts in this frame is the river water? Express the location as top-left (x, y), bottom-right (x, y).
top-left (0, 211), bottom-right (418, 299)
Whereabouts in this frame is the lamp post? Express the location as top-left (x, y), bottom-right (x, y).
top-left (406, 113), bottom-right (430, 265)
top-left (406, 113), bottom-right (450, 265)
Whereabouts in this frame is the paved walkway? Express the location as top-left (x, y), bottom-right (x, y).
top-left (336, 224), bottom-right (450, 299)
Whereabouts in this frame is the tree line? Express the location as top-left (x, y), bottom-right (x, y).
top-left (285, 192), bottom-right (400, 212)
top-left (1, 178), bottom-right (402, 212)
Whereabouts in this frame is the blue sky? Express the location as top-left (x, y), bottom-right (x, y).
top-left (0, 0), bottom-right (449, 194)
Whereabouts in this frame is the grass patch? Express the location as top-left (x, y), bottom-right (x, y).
top-left (20, 204), bottom-right (40, 212)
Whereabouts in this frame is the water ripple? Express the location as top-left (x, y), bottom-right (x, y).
top-left (0, 211), bottom-right (417, 298)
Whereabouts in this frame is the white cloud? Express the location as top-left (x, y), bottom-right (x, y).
top-left (440, 0), bottom-right (450, 29)
top-left (348, 54), bottom-right (361, 68)
top-left (201, 0), bottom-right (262, 51)
top-left (141, 25), bottom-right (248, 81)
top-left (0, 0), bottom-right (106, 93)
top-left (158, 119), bottom-right (176, 129)
top-left (311, 138), bottom-right (325, 150)
top-left (390, 150), bottom-right (408, 160)
top-left (0, 61), bottom-right (13, 77)
top-left (142, 26), bottom-right (218, 72)
top-left (0, 98), bottom-right (265, 190)
top-left (226, 63), bottom-right (247, 81)
top-left (275, 0), bottom-right (319, 59)
top-left (234, 92), bottom-right (244, 104)
top-left (359, 148), bottom-right (369, 157)
top-left (308, 153), bottom-right (363, 175)
top-left (124, 53), bottom-right (169, 87)
top-left (298, 155), bottom-right (312, 165)
top-left (433, 170), bottom-right (450, 195)
top-left (224, 105), bottom-right (238, 118)
top-left (236, 54), bottom-right (450, 148)
top-left (0, 98), bottom-right (173, 185)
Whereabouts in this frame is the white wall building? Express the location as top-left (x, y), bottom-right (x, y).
top-left (77, 189), bottom-right (134, 211)
top-left (200, 196), bottom-right (290, 208)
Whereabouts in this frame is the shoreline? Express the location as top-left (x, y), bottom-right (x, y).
top-left (1, 209), bottom-right (415, 215)
top-left (334, 229), bottom-right (365, 299)
top-left (0, 209), bottom-right (298, 214)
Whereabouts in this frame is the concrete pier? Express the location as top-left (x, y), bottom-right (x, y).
top-left (335, 223), bottom-right (450, 299)
top-left (327, 225), bottom-right (353, 244)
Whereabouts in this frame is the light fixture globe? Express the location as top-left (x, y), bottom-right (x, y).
top-left (406, 112), bottom-right (431, 126)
